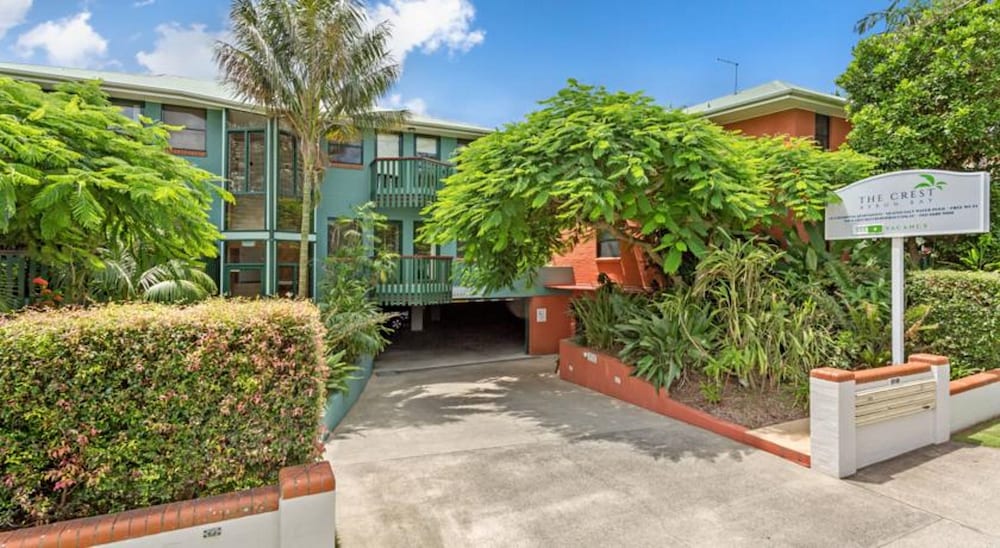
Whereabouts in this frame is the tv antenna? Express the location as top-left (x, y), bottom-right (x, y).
top-left (717, 58), bottom-right (740, 94)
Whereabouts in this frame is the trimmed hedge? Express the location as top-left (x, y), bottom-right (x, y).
top-left (0, 300), bottom-right (327, 530)
top-left (909, 270), bottom-right (1000, 377)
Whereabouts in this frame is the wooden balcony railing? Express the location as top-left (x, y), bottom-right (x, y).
top-left (371, 157), bottom-right (455, 209)
top-left (374, 255), bottom-right (453, 306)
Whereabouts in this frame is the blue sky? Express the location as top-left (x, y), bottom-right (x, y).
top-left (0, 0), bottom-right (886, 127)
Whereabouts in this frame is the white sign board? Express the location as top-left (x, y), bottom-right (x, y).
top-left (825, 170), bottom-right (990, 240)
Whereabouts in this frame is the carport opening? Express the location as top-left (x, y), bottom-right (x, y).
top-left (377, 300), bottom-right (527, 372)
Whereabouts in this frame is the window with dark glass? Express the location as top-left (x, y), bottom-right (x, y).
top-left (277, 133), bottom-right (307, 232)
top-left (327, 218), bottom-right (361, 257)
top-left (111, 99), bottom-right (143, 121)
top-left (376, 133), bottom-right (401, 158)
top-left (597, 230), bottom-right (620, 258)
top-left (452, 138), bottom-right (474, 159)
top-left (224, 240), bottom-right (265, 297)
top-left (377, 220), bottom-right (403, 254)
top-left (413, 221), bottom-right (435, 255)
top-left (455, 240), bottom-right (466, 259)
top-left (415, 135), bottom-right (439, 160)
top-left (815, 113), bottom-right (831, 151)
top-left (276, 241), bottom-right (313, 298)
top-left (225, 130), bottom-right (267, 230)
top-left (328, 136), bottom-right (363, 165)
top-left (162, 105), bottom-right (207, 152)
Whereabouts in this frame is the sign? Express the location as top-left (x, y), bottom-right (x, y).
top-left (825, 169), bottom-right (991, 366)
top-left (825, 170), bottom-right (990, 240)
top-left (536, 307), bottom-right (547, 323)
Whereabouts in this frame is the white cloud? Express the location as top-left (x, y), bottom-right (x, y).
top-left (134, 0), bottom-right (155, 6)
top-left (15, 11), bottom-right (108, 68)
top-left (0, 0), bottom-right (32, 40)
top-left (382, 93), bottom-right (428, 115)
top-left (369, 0), bottom-right (485, 66)
top-left (136, 23), bottom-right (229, 79)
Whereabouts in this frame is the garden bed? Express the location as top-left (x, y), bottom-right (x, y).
top-left (668, 372), bottom-right (806, 430)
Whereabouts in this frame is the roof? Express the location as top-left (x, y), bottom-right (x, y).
top-left (684, 80), bottom-right (847, 124)
top-left (0, 62), bottom-right (492, 138)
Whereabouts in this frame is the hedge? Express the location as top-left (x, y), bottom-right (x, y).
top-left (0, 300), bottom-right (327, 530)
top-left (909, 270), bottom-right (1000, 377)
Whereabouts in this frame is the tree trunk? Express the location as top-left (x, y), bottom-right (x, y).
top-left (297, 143), bottom-right (316, 299)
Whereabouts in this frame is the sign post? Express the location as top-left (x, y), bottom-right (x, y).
top-left (825, 170), bottom-right (991, 364)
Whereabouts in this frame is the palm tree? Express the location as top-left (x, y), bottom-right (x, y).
top-left (216, 0), bottom-right (404, 298)
top-left (90, 246), bottom-right (219, 304)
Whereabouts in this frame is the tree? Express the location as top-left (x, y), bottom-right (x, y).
top-left (421, 81), bottom-right (874, 292)
top-left (838, 0), bottom-right (999, 263)
top-left (216, 0), bottom-right (403, 299)
top-left (0, 78), bottom-right (228, 301)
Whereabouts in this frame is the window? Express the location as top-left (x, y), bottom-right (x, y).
top-left (814, 113), bottom-right (831, 151)
top-left (162, 105), bottom-right (207, 153)
top-left (597, 230), bottom-right (620, 258)
top-left (413, 221), bottom-right (435, 255)
top-left (328, 136), bottom-right (363, 165)
top-left (415, 135), bottom-right (439, 160)
top-left (111, 99), bottom-right (143, 121)
top-left (327, 218), bottom-right (361, 257)
top-left (276, 241), bottom-right (313, 298)
top-left (455, 240), bottom-right (466, 259)
top-left (225, 130), bottom-right (266, 230)
top-left (277, 133), bottom-right (306, 232)
top-left (224, 241), bottom-right (265, 297)
top-left (377, 220), bottom-right (403, 254)
top-left (376, 133), bottom-right (401, 158)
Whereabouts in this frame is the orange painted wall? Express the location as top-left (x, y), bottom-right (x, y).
top-left (549, 230), bottom-right (652, 290)
top-left (527, 295), bottom-right (574, 354)
top-left (723, 108), bottom-right (851, 151)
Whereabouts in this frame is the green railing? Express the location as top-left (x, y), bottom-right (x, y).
top-left (371, 157), bottom-right (455, 209)
top-left (375, 255), bottom-right (453, 306)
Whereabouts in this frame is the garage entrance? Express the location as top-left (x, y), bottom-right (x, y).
top-left (376, 299), bottom-right (527, 373)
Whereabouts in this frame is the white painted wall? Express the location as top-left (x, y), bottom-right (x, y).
top-left (951, 382), bottom-right (1000, 433)
top-left (103, 491), bottom-right (335, 548)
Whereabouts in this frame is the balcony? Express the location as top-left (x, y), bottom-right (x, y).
top-left (371, 157), bottom-right (455, 209)
top-left (375, 255), bottom-right (453, 306)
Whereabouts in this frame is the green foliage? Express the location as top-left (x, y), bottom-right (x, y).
top-left (0, 78), bottom-right (229, 302)
top-left (88, 245), bottom-right (217, 304)
top-left (217, 0), bottom-right (403, 298)
top-left (617, 292), bottom-right (716, 392)
top-left (909, 269), bottom-right (1000, 378)
top-left (568, 281), bottom-right (647, 353)
top-left (422, 80), bottom-right (874, 292)
top-left (318, 203), bottom-right (397, 394)
top-left (839, 0), bottom-right (1000, 267)
top-left (0, 300), bottom-right (326, 529)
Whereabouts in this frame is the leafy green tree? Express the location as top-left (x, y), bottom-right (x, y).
top-left (421, 81), bottom-right (874, 292)
top-left (216, 0), bottom-right (403, 298)
top-left (0, 78), bottom-right (228, 301)
top-left (838, 0), bottom-right (999, 265)
top-left (90, 245), bottom-right (218, 304)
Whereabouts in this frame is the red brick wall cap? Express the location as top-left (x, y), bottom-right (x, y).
top-left (908, 353), bottom-right (949, 366)
top-left (950, 369), bottom-right (1000, 396)
top-left (810, 367), bottom-right (854, 383)
top-left (278, 461), bottom-right (336, 500)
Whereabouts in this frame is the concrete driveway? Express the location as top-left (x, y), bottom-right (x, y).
top-left (325, 357), bottom-right (1000, 547)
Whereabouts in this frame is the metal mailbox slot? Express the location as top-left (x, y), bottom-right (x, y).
top-left (855, 379), bottom-right (936, 427)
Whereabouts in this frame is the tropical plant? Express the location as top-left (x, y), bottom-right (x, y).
top-left (0, 78), bottom-right (229, 303)
top-left (88, 246), bottom-right (218, 304)
top-left (617, 291), bottom-right (716, 392)
top-left (318, 202), bottom-right (397, 393)
top-left (216, 0), bottom-right (404, 299)
top-left (421, 81), bottom-right (874, 292)
top-left (568, 279), bottom-right (647, 353)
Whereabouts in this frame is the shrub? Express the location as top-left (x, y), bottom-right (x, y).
top-left (569, 281), bottom-right (647, 353)
top-left (909, 270), bottom-right (1000, 378)
top-left (0, 300), bottom-right (327, 530)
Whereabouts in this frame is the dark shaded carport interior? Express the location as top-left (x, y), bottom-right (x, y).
top-left (375, 300), bottom-right (526, 373)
